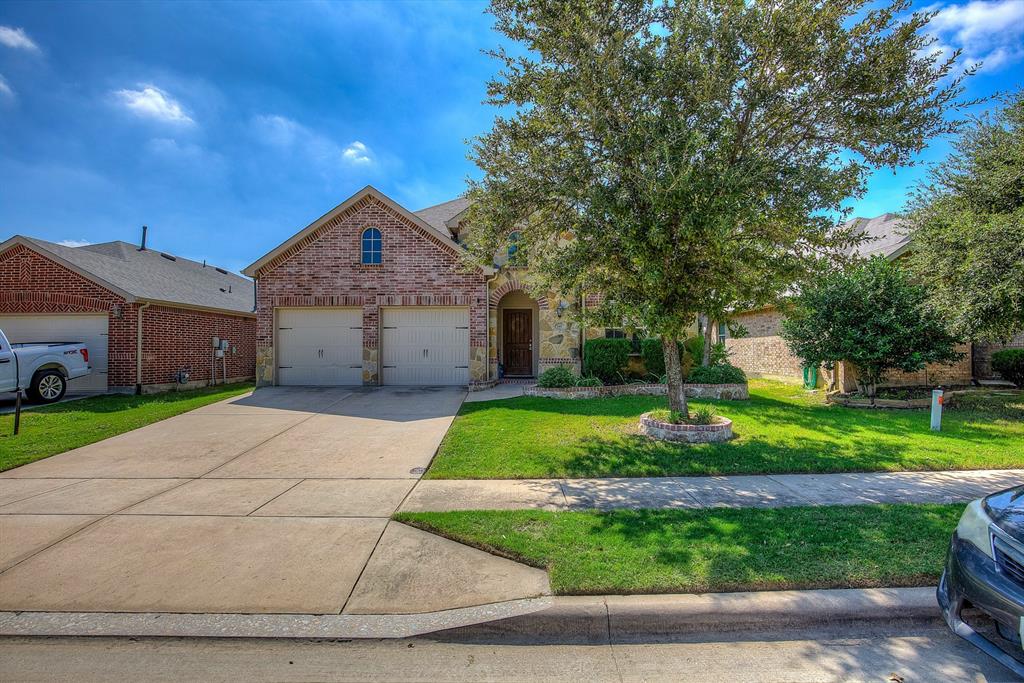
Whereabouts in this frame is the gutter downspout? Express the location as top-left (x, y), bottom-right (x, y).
top-left (135, 302), bottom-right (150, 395)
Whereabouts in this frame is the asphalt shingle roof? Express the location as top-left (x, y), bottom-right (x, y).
top-left (414, 197), bottom-right (470, 237)
top-left (843, 213), bottom-right (912, 260)
top-left (17, 237), bottom-right (255, 314)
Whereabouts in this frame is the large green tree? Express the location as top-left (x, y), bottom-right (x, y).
top-left (465, 0), bottom-right (969, 414)
top-left (904, 91), bottom-right (1024, 342)
top-left (780, 257), bottom-right (962, 398)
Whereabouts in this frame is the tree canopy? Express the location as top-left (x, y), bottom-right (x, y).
top-left (904, 91), bottom-right (1024, 342)
top-left (780, 257), bottom-right (962, 397)
top-left (465, 0), bottom-right (970, 412)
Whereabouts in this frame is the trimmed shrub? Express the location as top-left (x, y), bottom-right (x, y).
top-left (575, 375), bottom-right (603, 387)
top-left (640, 337), bottom-right (694, 379)
top-left (583, 338), bottom-right (632, 384)
top-left (536, 366), bottom-right (576, 388)
top-left (688, 364), bottom-right (747, 384)
top-left (992, 349), bottom-right (1024, 388)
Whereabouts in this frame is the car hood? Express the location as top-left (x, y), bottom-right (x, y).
top-left (985, 486), bottom-right (1024, 541)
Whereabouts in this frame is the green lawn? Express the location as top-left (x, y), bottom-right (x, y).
top-left (397, 504), bottom-right (961, 594)
top-left (427, 380), bottom-right (1024, 479)
top-left (0, 383), bottom-right (254, 472)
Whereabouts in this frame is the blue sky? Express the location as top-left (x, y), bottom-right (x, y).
top-left (0, 0), bottom-right (1021, 275)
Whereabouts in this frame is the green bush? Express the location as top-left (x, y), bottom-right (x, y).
top-left (992, 349), bottom-right (1024, 388)
top-left (583, 338), bottom-right (632, 384)
top-left (536, 366), bottom-right (577, 388)
top-left (575, 375), bottom-right (603, 387)
top-left (684, 336), bottom-right (704, 367)
top-left (688, 364), bottom-right (747, 384)
top-left (640, 337), bottom-right (695, 379)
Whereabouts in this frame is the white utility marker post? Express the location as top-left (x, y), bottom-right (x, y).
top-left (931, 388), bottom-right (944, 431)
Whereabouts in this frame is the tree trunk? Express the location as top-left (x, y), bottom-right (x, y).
top-left (702, 315), bottom-right (714, 367)
top-left (663, 334), bottom-right (689, 415)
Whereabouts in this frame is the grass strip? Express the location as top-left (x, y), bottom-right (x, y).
top-left (397, 504), bottom-right (962, 594)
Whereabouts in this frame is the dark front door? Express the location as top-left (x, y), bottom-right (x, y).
top-left (503, 309), bottom-right (533, 376)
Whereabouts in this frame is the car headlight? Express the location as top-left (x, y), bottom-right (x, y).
top-left (957, 499), bottom-right (995, 559)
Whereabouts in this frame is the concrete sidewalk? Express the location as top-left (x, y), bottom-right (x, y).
top-left (401, 469), bottom-right (1023, 512)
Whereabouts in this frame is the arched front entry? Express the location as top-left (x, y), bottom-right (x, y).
top-left (496, 290), bottom-right (540, 377)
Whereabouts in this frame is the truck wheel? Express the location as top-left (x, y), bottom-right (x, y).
top-left (29, 370), bottom-right (67, 403)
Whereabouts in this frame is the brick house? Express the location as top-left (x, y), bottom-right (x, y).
top-left (244, 185), bottom-right (602, 388)
top-left (723, 213), bottom-right (1018, 390)
top-left (0, 235), bottom-right (256, 394)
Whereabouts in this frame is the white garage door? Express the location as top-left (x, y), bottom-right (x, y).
top-left (276, 308), bottom-right (363, 386)
top-left (0, 314), bottom-right (109, 393)
top-left (381, 307), bottom-right (469, 386)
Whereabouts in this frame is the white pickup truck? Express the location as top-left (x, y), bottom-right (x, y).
top-left (0, 328), bottom-right (92, 403)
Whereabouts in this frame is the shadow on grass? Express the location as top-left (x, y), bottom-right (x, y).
top-left (401, 504), bottom-right (961, 596)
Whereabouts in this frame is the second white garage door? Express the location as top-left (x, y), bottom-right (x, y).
top-left (381, 307), bottom-right (469, 386)
top-left (276, 308), bottom-right (363, 386)
top-left (0, 314), bottom-right (109, 393)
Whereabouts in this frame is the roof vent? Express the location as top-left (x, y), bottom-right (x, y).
top-left (160, 253), bottom-right (176, 261)
top-left (215, 267), bottom-right (227, 274)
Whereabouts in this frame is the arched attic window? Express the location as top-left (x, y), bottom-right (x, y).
top-left (507, 231), bottom-right (521, 264)
top-left (361, 227), bottom-right (382, 264)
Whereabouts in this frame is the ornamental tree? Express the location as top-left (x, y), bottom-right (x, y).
top-left (904, 91), bottom-right (1024, 342)
top-left (780, 257), bottom-right (962, 398)
top-left (464, 0), bottom-right (969, 414)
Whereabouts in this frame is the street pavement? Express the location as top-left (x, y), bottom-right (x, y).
top-left (0, 621), bottom-right (1019, 682)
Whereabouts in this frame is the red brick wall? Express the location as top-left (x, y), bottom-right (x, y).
top-left (140, 305), bottom-right (255, 386)
top-left (1, 243), bottom-right (255, 390)
top-left (1, 244), bottom-right (138, 388)
top-left (253, 195), bottom-right (489, 383)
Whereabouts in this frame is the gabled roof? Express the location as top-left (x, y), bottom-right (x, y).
top-left (0, 235), bottom-right (255, 315)
top-left (243, 185), bottom-right (491, 277)
top-left (414, 197), bottom-right (471, 236)
top-left (843, 213), bottom-right (913, 260)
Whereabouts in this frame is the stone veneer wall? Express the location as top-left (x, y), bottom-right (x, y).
top-left (488, 271), bottom-right (582, 376)
top-left (253, 194), bottom-right (489, 386)
top-left (524, 382), bottom-right (748, 400)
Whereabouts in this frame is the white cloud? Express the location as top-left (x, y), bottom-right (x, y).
top-left (114, 85), bottom-right (194, 124)
top-left (0, 74), bottom-right (12, 98)
top-left (0, 26), bottom-right (39, 52)
top-left (342, 141), bottom-right (373, 165)
top-left (928, 0), bottom-right (1024, 70)
top-left (57, 239), bottom-right (91, 247)
top-left (252, 114), bottom-right (376, 168)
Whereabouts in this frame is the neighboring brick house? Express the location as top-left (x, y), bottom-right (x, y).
top-left (0, 235), bottom-right (256, 394)
top-left (724, 213), bottom-right (1000, 390)
top-left (243, 185), bottom-right (604, 388)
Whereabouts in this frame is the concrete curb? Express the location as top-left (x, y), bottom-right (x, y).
top-left (437, 587), bottom-right (942, 643)
top-left (0, 588), bottom-right (941, 641)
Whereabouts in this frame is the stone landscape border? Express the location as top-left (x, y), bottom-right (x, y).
top-left (524, 382), bottom-right (748, 400)
top-left (825, 388), bottom-right (972, 409)
top-left (639, 411), bottom-right (734, 443)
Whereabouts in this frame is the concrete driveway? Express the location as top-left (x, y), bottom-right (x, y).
top-left (0, 386), bottom-right (548, 629)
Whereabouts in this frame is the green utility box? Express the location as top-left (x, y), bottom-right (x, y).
top-left (802, 365), bottom-right (818, 390)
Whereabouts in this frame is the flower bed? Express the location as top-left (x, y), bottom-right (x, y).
top-left (639, 411), bottom-right (734, 443)
top-left (524, 382), bottom-right (748, 400)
